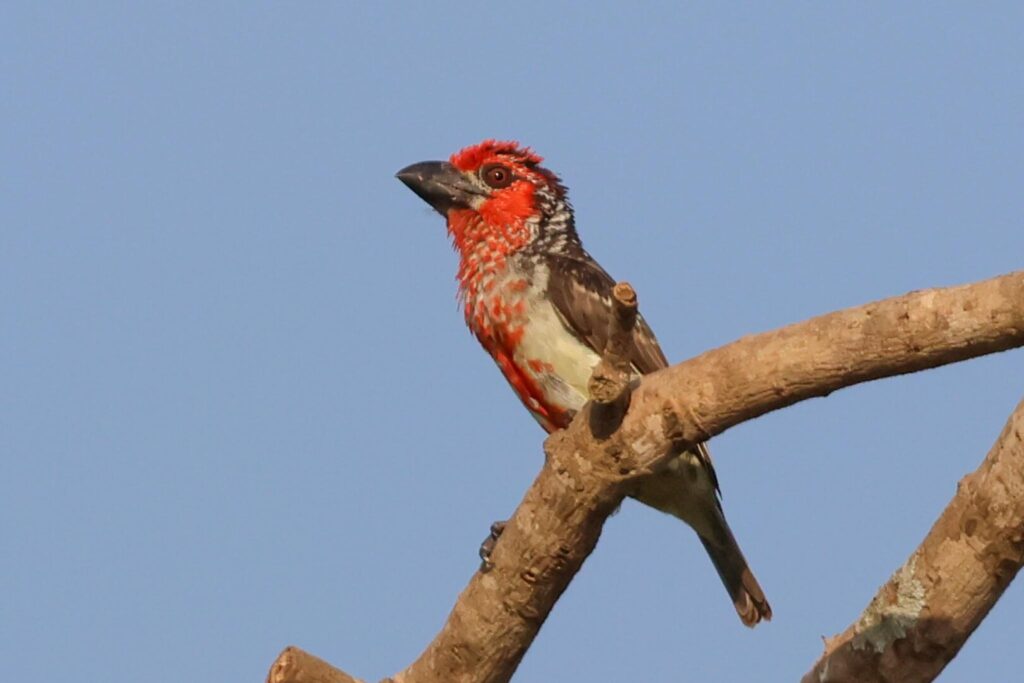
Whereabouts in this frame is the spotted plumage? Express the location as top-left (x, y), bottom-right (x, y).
top-left (397, 140), bottom-right (771, 626)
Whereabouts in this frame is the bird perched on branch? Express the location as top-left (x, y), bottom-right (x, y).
top-left (396, 140), bottom-right (771, 626)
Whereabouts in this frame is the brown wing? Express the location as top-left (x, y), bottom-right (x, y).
top-left (545, 253), bottom-right (720, 495)
top-left (544, 253), bottom-right (669, 374)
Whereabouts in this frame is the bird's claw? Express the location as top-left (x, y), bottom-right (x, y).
top-left (478, 520), bottom-right (507, 571)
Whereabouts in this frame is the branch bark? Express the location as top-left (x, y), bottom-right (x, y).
top-left (267, 647), bottom-right (363, 683)
top-left (268, 269), bottom-right (1024, 683)
top-left (615, 269), bottom-right (1024, 462)
top-left (588, 281), bottom-right (639, 437)
top-left (802, 397), bottom-right (1024, 683)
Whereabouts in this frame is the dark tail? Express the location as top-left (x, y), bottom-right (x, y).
top-left (699, 520), bottom-right (772, 627)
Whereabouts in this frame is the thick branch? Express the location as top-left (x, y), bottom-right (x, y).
top-left (802, 397), bottom-right (1024, 683)
top-left (616, 270), bottom-right (1024, 465)
top-left (273, 270), bottom-right (1024, 683)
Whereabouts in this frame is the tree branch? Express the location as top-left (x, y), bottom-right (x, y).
top-left (267, 647), bottom-right (364, 683)
top-left (615, 269), bottom-right (1024, 465)
top-left (588, 281), bottom-right (639, 438)
top-left (802, 397), bottom-right (1024, 683)
top-left (268, 269), bottom-right (1024, 683)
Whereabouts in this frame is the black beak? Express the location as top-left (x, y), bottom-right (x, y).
top-left (395, 161), bottom-right (481, 215)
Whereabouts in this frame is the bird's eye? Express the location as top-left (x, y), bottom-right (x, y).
top-left (481, 164), bottom-right (513, 189)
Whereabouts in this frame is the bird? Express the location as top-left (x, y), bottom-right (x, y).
top-left (396, 140), bottom-right (771, 626)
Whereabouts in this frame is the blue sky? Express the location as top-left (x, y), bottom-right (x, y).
top-left (3, 3), bottom-right (1022, 681)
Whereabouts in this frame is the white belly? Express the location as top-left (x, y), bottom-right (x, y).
top-left (514, 295), bottom-right (602, 414)
top-left (462, 256), bottom-right (609, 429)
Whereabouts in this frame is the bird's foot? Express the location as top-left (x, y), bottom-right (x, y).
top-left (478, 520), bottom-right (507, 571)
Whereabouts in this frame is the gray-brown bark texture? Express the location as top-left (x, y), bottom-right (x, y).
top-left (803, 397), bottom-right (1024, 683)
top-left (268, 270), bottom-right (1024, 683)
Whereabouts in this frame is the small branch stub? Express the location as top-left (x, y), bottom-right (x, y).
top-left (588, 281), bottom-right (639, 438)
top-left (267, 646), bottom-right (364, 683)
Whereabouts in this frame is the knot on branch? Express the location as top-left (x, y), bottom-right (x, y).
top-left (588, 282), bottom-right (639, 439)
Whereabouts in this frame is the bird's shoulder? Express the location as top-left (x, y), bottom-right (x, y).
top-left (536, 250), bottom-right (721, 497)
top-left (537, 251), bottom-right (669, 375)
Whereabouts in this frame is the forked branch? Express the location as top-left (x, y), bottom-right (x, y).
top-left (268, 270), bottom-right (1024, 683)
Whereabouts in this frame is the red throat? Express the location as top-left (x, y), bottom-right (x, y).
top-left (446, 209), bottom-right (531, 299)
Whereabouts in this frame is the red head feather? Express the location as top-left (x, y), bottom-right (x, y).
top-left (449, 139), bottom-right (543, 172)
